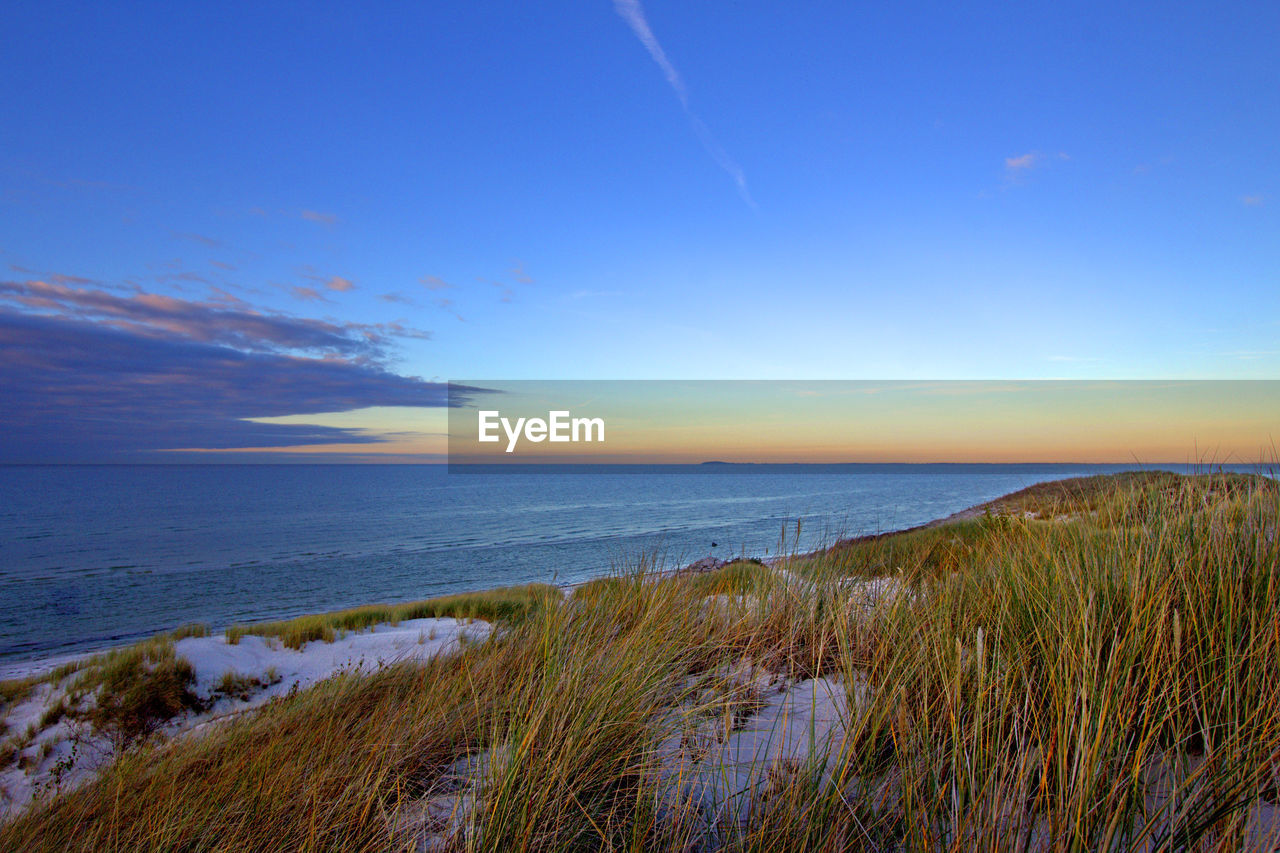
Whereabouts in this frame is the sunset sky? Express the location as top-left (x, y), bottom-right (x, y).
top-left (442, 381), bottom-right (1280, 464)
top-left (1, 2), bottom-right (1276, 462)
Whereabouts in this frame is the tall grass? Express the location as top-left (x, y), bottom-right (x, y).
top-left (2, 472), bottom-right (1276, 851)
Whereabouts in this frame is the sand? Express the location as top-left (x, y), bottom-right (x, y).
top-left (0, 617), bottom-right (490, 818)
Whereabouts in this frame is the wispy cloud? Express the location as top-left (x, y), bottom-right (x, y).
top-left (1242, 194), bottom-right (1264, 206)
top-left (434, 297), bottom-right (466, 322)
top-left (419, 275), bottom-right (455, 291)
top-left (1002, 150), bottom-right (1069, 184)
top-left (207, 287), bottom-right (247, 306)
top-left (301, 209), bottom-right (339, 225)
top-left (156, 270), bottom-right (212, 286)
top-left (172, 231), bottom-right (223, 248)
top-left (297, 265), bottom-right (357, 293)
top-left (613, 0), bottom-right (687, 105)
top-left (613, 0), bottom-right (754, 208)
top-left (1005, 152), bottom-right (1041, 171)
top-left (509, 261), bottom-right (534, 284)
top-left (479, 277), bottom-right (516, 304)
top-left (290, 285), bottom-right (329, 303)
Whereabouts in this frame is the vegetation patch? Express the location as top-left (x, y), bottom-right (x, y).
top-left (685, 558), bottom-right (773, 597)
top-left (225, 583), bottom-right (559, 650)
top-left (65, 641), bottom-right (202, 749)
top-left (212, 667), bottom-right (281, 702)
top-left (0, 624), bottom-right (210, 709)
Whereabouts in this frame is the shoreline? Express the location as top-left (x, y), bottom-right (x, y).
top-left (0, 471), bottom-right (1140, 682)
top-left (6, 464), bottom-right (1250, 678)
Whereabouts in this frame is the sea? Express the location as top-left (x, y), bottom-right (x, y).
top-left (0, 463), bottom-right (1261, 666)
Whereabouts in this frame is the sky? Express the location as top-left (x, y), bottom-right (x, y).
top-left (442, 381), bottom-right (1280, 464)
top-left (0, 1), bottom-right (1276, 462)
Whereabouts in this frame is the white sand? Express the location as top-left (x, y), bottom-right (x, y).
top-left (178, 617), bottom-right (489, 708)
top-left (651, 670), bottom-right (859, 835)
top-left (0, 617), bottom-right (490, 818)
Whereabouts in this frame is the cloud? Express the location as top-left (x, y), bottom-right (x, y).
top-left (1002, 150), bottom-right (1069, 185)
top-left (419, 275), bottom-right (455, 291)
top-left (434, 297), bottom-right (465, 322)
top-left (1242, 195), bottom-right (1264, 206)
top-left (508, 262), bottom-right (534, 285)
top-left (296, 266), bottom-right (356, 293)
top-left (0, 278), bottom-right (421, 360)
top-left (613, 0), bottom-right (687, 105)
top-left (210, 260), bottom-right (237, 271)
top-left (613, 0), bottom-right (754, 207)
top-left (0, 309), bottom-right (482, 461)
top-left (480, 277), bottom-right (516, 304)
top-left (379, 291), bottom-right (416, 305)
top-left (48, 272), bottom-right (98, 286)
top-left (1005, 152), bottom-right (1041, 171)
top-left (300, 209), bottom-right (339, 225)
top-left (0, 279), bottom-right (462, 461)
top-left (207, 287), bottom-right (247, 306)
top-left (290, 285), bottom-right (329, 303)
top-left (172, 231), bottom-right (223, 248)
top-left (156, 270), bottom-right (212, 285)
top-left (9, 267), bottom-right (98, 285)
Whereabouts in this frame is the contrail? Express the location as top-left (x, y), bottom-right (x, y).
top-left (613, 0), bottom-right (688, 106)
top-left (613, 0), bottom-right (755, 208)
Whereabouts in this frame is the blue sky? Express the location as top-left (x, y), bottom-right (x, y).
top-left (0, 1), bottom-right (1276, 460)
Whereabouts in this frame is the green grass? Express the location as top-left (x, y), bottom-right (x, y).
top-left (2, 472), bottom-right (1278, 850)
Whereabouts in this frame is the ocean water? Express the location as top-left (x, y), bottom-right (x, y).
top-left (0, 463), bottom-right (1252, 664)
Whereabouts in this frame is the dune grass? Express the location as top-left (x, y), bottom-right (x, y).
top-left (2, 471), bottom-right (1278, 850)
top-left (0, 624), bottom-right (209, 714)
top-left (65, 640), bottom-right (202, 749)
top-left (224, 582), bottom-right (561, 649)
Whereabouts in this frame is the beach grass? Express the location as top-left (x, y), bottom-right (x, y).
top-left (2, 471), bottom-right (1278, 850)
top-left (0, 624), bottom-right (210, 712)
top-left (223, 582), bottom-right (561, 650)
